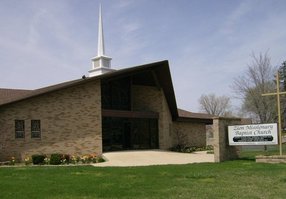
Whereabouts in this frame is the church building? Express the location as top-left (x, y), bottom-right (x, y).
top-left (0, 6), bottom-right (212, 161)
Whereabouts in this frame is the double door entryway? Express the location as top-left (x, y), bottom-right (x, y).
top-left (102, 117), bottom-right (159, 152)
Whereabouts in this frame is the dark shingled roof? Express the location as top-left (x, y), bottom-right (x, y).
top-left (0, 60), bottom-right (213, 124)
top-left (0, 79), bottom-right (83, 106)
top-left (0, 88), bottom-right (32, 105)
top-left (177, 108), bottom-right (214, 124)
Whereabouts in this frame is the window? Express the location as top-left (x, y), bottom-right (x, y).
top-left (15, 120), bottom-right (25, 138)
top-left (101, 77), bottom-right (131, 110)
top-left (31, 120), bottom-right (41, 138)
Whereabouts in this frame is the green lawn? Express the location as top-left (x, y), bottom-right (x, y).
top-left (1, 160), bottom-right (286, 199)
top-left (239, 143), bottom-right (286, 160)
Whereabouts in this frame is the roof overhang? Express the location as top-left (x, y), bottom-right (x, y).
top-left (176, 117), bottom-right (213, 124)
top-left (176, 108), bottom-right (214, 124)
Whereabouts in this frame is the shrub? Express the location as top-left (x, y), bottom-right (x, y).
top-left (24, 156), bottom-right (32, 165)
top-left (44, 157), bottom-right (50, 165)
top-left (81, 155), bottom-right (89, 164)
top-left (70, 155), bottom-right (80, 164)
top-left (97, 157), bottom-right (105, 163)
top-left (89, 154), bottom-right (97, 163)
top-left (169, 144), bottom-right (185, 152)
top-left (206, 145), bottom-right (214, 151)
top-left (50, 154), bottom-right (62, 165)
top-left (32, 154), bottom-right (46, 165)
top-left (206, 145), bottom-right (214, 154)
top-left (62, 154), bottom-right (71, 164)
top-left (10, 157), bottom-right (16, 165)
top-left (170, 145), bottom-right (213, 153)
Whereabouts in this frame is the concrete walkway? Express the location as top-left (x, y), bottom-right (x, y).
top-left (92, 150), bottom-right (214, 167)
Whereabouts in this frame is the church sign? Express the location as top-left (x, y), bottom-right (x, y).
top-left (228, 123), bottom-right (278, 146)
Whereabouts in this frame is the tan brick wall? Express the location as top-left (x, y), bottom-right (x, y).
top-left (172, 122), bottom-right (206, 147)
top-left (213, 117), bottom-right (241, 162)
top-left (0, 80), bottom-right (102, 161)
top-left (132, 85), bottom-right (173, 149)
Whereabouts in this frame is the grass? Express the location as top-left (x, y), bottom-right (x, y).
top-left (239, 143), bottom-right (286, 160)
top-left (1, 160), bottom-right (286, 199)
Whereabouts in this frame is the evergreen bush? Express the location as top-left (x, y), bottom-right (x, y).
top-left (97, 157), bottom-right (105, 163)
top-left (32, 154), bottom-right (46, 165)
top-left (50, 154), bottom-right (62, 165)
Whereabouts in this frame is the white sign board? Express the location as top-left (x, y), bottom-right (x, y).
top-left (228, 123), bottom-right (278, 146)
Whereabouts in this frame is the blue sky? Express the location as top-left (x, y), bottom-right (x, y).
top-left (1, 0), bottom-right (286, 112)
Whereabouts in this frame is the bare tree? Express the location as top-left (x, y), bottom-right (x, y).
top-left (232, 52), bottom-right (276, 123)
top-left (199, 93), bottom-right (232, 116)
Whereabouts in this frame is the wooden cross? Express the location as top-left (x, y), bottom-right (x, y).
top-left (262, 71), bottom-right (286, 156)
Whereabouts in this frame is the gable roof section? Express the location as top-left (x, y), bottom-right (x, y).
top-left (0, 60), bottom-right (179, 120)
top-left (0, 60), bottom-right (213, 124)
top-left (0, 79), bottom-right (84, 106)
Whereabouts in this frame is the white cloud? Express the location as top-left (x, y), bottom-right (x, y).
top-left (122, 22), bottom-right (140, 35)
top-left (116, 0), bottom-right (136, 8)
top-left (219, 1), bottom-right (254, 36)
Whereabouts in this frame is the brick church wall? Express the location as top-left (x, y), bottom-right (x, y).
top-left (172, 122), bottom-right (206, 147)
top-left (0, 80), bottom-right (101, 161)
top-left (132, 85), bottom-right (173, 149)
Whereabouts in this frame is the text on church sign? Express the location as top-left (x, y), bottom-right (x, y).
top-left (228, 123), bottom-right (278, 145)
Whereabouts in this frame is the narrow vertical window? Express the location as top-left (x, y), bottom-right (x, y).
top-left (31, 120), bottom-right (41, 138)
top-left (15, 120), bottom-right (25, 138)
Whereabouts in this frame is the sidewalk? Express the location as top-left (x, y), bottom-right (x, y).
top-left (93, 150), bottom-right (214, 167)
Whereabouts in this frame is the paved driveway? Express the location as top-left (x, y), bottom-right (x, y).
top-left (93, 150), bottom-right (214, 167)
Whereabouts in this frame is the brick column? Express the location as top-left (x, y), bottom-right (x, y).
top-left (213, 117), bottom-right (241, 162)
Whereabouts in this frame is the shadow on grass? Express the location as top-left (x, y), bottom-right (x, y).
top-left (238, 156), bottom-right (256, 161)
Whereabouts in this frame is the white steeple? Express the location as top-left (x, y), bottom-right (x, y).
top-left (89, 4), bottom-right (114, 77)
top-left (97, 4), bottom-right (105, 56)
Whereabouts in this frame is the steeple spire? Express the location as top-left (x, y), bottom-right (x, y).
top-left (97, 4), bottom-right (105, 56)
top-left (89, 4), bottom-right (113, 77)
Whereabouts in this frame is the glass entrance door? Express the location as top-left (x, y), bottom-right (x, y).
top-left (102, 117), bottom-right (158, 152)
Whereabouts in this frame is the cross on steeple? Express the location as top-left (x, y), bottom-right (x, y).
top-left (89, 4), bottom-right (113, 77)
